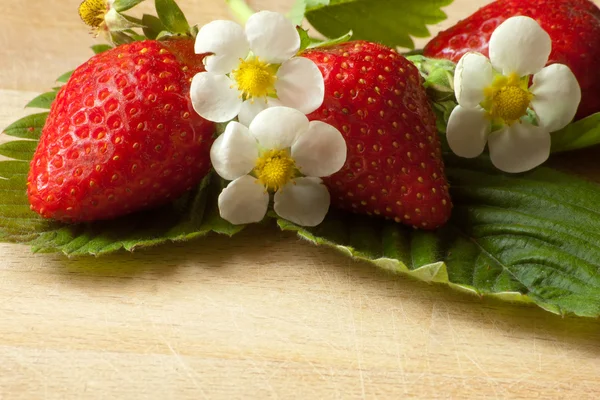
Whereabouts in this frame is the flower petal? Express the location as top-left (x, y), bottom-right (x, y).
top-left (238, 98), bottom-right (283, 127)
top-left (274, 177), bottom-right (330, 227)
top-left (190, 73), bottom-right (242, 123)
top-left (249, 106), bottom-right (309, 150)
top-left (210, 121), bottom-right (258, 181)
top-left (446, 105), bottom-right (491, 158)
top-left (530, 64), bottom-right (582, 132)
top-left (489, 16), bottom-right (551, 76)
top-left (275, 57), bottom-right (325, 114)
top-left (245, 11), bottom-right (300, 64)
top-left (454, 52), bottom-right (494, 108)
top-left (488, 123), bottom-right (551, 173)
top-left (195, 20), bottom-right (250, 74)
top-left (218, 175), bottom-right (269, 225)
top-left (292, 121), bottom-right (347, 177)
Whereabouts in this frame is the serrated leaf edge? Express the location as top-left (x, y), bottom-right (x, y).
top-left (281, 220), bottom-right (557, 316)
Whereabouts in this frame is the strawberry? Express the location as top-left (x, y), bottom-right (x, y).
top-left (27, 39), bottom-right (215, 223)
top-left (303, 41), bottom-right (453, 230)
top-left (423, 0), bottom-right (600, 120)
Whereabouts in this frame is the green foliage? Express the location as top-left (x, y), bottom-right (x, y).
top-left (0, 141), bottom-right (38, 161)
top-left (279, 155), bottom-right (600, 317)
top-left (25, 92), bottom-right (57, 110)
top-left (113, 0), bottom-right (146, 12)
top-left (155, 0), bottom-right (190, 34)
top-left (56, 71), bottom-right (74, 84)
top-left (2, 113), bottom-right (48, 140)
top-left (307, 31), bottom-right (353, 50)
top-left (91, 44), bottom-right (113, 54)
top-left (551, 113), bottom-right (600, 153)
top-left (142, 14), bottom-right (168, 39)
top-left (305, 0), bottom-right (454, 49)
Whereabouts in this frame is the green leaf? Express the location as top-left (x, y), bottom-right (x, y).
top-left (113, 0), bottom-right (146, 12)
top-left (2, 112), bottom-right (48, 140)
top-left (0, 140), bottom-right (38, 161)
top-left (279, 155), bottom-right (600, 318)
top-left (298, 27), bottom-right (352, 53)
top-left (91, 44), bottom-right (113, 55)
top-left (142, 14), bottom-right (168, 39)
top-left (25, 91), bottom-right (57, 110)
top-left (551, 113), bottom-right (600, 153)
top-left (307, 30), bottom-right (353, 49)
top-left (0, 168), bottom-right (244, 256)
top-left (305, 0), bottom-right (454, 49)
top-left (155, 0), bottom-right (190, 34)
top-left (110, 31), bottom-right (136, 46)
top-left (56, 71), bottom-right (74, 84)
top-left (0, 160), bottom-right (30, 179)
top-left (306, 0), bottom-right (330, 6)
top-left (297, 27), bottom-right (312, 52)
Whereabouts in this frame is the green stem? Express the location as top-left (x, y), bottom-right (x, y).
top-left (225, 0), bottom-right (255, 23)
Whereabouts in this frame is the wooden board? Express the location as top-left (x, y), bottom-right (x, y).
top-left (1, 1), bottom-right (599, 398)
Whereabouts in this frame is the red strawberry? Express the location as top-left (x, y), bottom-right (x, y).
top-left (303, 41), bottom-right (452, 230)
top-left (27, 39), bottom-right (215, 222)
top-left (423, 0), bottom-right (600, 119)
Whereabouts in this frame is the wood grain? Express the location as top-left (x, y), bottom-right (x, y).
top-left (1, 1), bottom-right (600, 399)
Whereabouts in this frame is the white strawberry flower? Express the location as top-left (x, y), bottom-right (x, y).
top-left (212, 107), bottom-right (347, 227)
top-left (190, 11), bottom-right (325, 125)
top-left (447, 16), bottom-right (581, 173)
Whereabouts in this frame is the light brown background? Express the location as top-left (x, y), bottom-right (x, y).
top-left (1, 0), bottom-right (600, 398)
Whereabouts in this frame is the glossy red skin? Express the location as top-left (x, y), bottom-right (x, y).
top-left (27, 40), bottom-right (215, 222)
top-left (423, 0), bottom-right (600, 120)
top-left (304, 41), bottom-right (453, 230)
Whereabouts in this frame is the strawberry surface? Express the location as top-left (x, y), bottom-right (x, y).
top-left (304, 41), bottom-right (453, 230)
top-left (27, 40), bottom-right (215, 222)
top-left (423, 0), bottom-right (600, 119)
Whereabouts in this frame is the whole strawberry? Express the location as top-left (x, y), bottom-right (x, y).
top-left (27, 40), bottom-right (215, 222)
top-left (304, 41), bottom-right (452, 230)
top-left (423, 0), bottom-right (600, 119)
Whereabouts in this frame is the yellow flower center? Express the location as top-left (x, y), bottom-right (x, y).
top-left (232, 57), bottom-right (278, 100)
top-left (254, 149), bottom-right (296, 191)
top-left (78, 0), bottom-right (108, 29)
top-left (483, 73), bottom-right (533, 125)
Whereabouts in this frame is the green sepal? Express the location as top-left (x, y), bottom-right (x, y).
top-left (432, 100), bottom-right (457, 134)
top-left (91, 44), bottom-right (113, 55)
top-left (25, 92), bottom-right (58, 110)
top-left (297, 27), bottom-right (312, 53)
top-left (155, 0), bottom-right (191, 35)
top-left (2, 112), bottom-right (48, 140)
top-left (142, 14), bottom-right (168, 39)
top-left (110, 31), bottom-right (136, 46)
top-left (551, 113), bottom-right (600, 153)
top-left (112, 0), bottom-right (146, 12)
top-left (407, 55), bottom-right (456, 101)
top-left (0, 140), bottom-right (38, 161)
top-left (307, 30), bottom-right (353, 50)
top-left (56, 71), bottom-right (74, 84)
